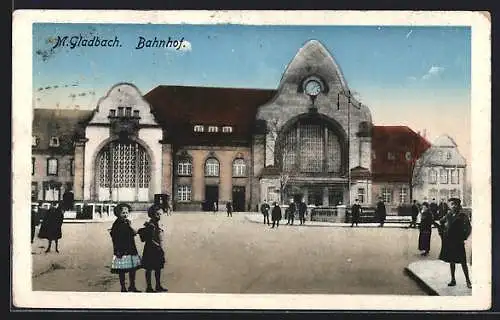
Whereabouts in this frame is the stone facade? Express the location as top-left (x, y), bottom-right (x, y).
top-left (413, 135), bottom-right (467, 205)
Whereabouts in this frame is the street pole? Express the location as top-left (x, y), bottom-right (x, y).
top-left (347, 91), bottom-right (351, 208)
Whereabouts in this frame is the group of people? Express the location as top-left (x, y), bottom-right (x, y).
top-left (109, 203), bottom-right (168, 292)
top-left (259, 199), bottom-right (308, 228)
top-left (349, 198), bottom-right (387, 227)
top-left (415, 197), bottom-right (472, 289)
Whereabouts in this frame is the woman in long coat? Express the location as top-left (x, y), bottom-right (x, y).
top-left (38, 202), bottom-right (64, 253)
top-left (438, 198), bottom-right (472, 288)
top-left (418, 202), bottom-right (438, 256)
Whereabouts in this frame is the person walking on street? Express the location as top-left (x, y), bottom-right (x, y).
top-left (375, 198), bottom-right (387, 227)
top-left (109, 203), bottom-right (142, 292)
top-left (430, 198), bottom-right (439, 221)
top-left (351, 199), bottom-right (362, 227)
top-left (298, 200), bottom-right (307, 225)
top-left (409, 200), bottom-right (419, 228)
top-left (437, 198), bottom-right (472, 289)
top-left (418, 202), bottom-right (439, 256)
top-left (260, 200), bottom-right (270, 225)
top-left (271, 202), bottom-right (282, 229)
top-left (287, 199), bottom-right (296, 225)
top-left (226, 201), bottom-right (233, 217)
top-left (38, 201), bottom-right (64, 253)
top-left (138, 204), bottom-right (168, 292)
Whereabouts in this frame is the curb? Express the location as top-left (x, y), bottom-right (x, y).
top-left (404, 267), bottom-right (439, 296)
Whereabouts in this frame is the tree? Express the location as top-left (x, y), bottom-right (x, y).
top-left (408, 141), bottom-right (434, 202)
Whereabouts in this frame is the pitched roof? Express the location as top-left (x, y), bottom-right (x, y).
top-left (371, 126), bottom-right (432, 182)
top-left (433, 134), bottom-right (458, 147)
top-left (32, 108), bottom-right (94, 153)
top-left (144, 85), bottom-right (277, 146)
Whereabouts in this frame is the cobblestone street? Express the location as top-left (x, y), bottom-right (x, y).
top-left (31, 212), bottom-right (464, 295)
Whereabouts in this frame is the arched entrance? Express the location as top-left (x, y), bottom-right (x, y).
top-left (95, 141), bottom-right (151, 202)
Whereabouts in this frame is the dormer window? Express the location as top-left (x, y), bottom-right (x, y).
top-left (133, 110), bottom-right (140, 118)
top-left (49, 136), bottom-right (60, 147)
top-left (208, 126), bottom-right (219, 133)
top-left (109, 109), bottom-right (116, 117)
top-left (32, 136), bottom-right (39, 147)
top-left (222, 126), bottom-right (233, 133)
top-left (194, 125), bottom-right (204, 132)
top-left (117, 107), bottom-right (124, 117)
top-left (446, 151), bottom-right (452, 160)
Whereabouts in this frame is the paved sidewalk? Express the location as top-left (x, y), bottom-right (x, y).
top-left (244, 213), bottom-right (411, 228)
top-left (405, 260), bottom-right (472, 296)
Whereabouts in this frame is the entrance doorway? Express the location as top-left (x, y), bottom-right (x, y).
top-left (204, 185), bottom-right (219, 211)
top-left (232, 186), bottom-right (246, 212)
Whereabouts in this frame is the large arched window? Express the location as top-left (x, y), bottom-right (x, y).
top-left (279, 118), bottom-right (343, 174)
top-left (233, 158), bottom-right (246, 177)
top-left (96, 141), bottom-right (151, 201)
top-left (205, 158), bottom-right (220, 177)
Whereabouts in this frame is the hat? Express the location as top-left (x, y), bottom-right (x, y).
top-left (448, 198), bottom-right (461, 206)
top-left (114, 203), bottom-right (132, 217)
top-left (147, 204), bottom-right (162, 218)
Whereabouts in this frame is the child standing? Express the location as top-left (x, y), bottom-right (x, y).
top-left (109, 203), bottom-right (142, 292)
top-left (139, 205), bottom-right (167, 292)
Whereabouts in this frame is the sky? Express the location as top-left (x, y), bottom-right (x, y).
top-left (32, 23), bottom-right (471, 163)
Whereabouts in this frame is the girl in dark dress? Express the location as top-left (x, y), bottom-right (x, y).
top-left (418, 202), bottom-right (439, 256)
top-left (138, 205), bottom-right (167, 292)
top-left (38, 202), bottom-right (64, 253)
top-left (109, 203), bottom-right (141, 292)
top-left (438, 198), bottom-right (472, 288)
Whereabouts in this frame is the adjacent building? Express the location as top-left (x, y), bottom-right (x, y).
top-left (412, 135), bottom-right (467, 206)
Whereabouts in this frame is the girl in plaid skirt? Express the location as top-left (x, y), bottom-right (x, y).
top-left (138, 205), bottom-right (167, 292)
top-left (110, 203), bottom-right (141, 292)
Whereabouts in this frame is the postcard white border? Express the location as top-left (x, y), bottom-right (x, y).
top-left (12, 10), bottom-right (491, 310)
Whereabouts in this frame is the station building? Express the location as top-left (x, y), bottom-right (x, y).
top-left (31, 40), bottom-right (444, 213)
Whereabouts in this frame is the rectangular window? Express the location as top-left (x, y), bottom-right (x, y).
top-left (357, 188), bottom-right (365, 203)
top-left (70, 159), bottom-right (74, 176)
top-left (194, 125), bottom-right (204, 132)
top-left (381, 187), bottom-right (392, 203)
top-left (451, 169), bottom-right (459, 184)
top-left (399, 187), bottom-right (408, 203)
top-left (440, 169), bottom-right (448, 184)
top-left (117, 107), bottom-right (124, 117)
top-left (429, 169), bottom-right (437, 184)
top-left (267, 186), bottom-right (279, 204)
top-left (31, 182), bottom-right (38, 201)
top-left (177, 185), bottom-right (192, 202)
top-left (429, 189), bottom-right (438, 200)
top-left (32, 157), bottom-right (35, 175)
top-left (43, 182), bottom-right (61, 201)
top-left (32, 136), bottom-right (38, 147)
top-left (387, 152), bottom-right (395, 160)
top-left (133, 110), bottom-right (140, 118)
top-left (109, 109), bottom-right (116, 117)
top-left (47, 158), bottom-right (58, 176)
top-left (222, 126), bottom-right (233, 133)
top-left (208, 126), bottom-right (219, 133)
top-left (177, 161), bottom-right (192, 176)
top-left (125, 107), bottom-right (132, 117)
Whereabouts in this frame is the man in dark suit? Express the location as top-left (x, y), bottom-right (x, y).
top-left (376, 197), bottom-right (387, 227)
top-left (298, 200), bottom-right (307, 225)
top-left (271, 202), bottom-right (282, 229)
top-left (438, 198), bottom-right (449, 221)
top-left (430, 198), bottom-right (439, 221)
top-left (409, 200), bottom-right (419, 228)
top-left (287, 200), bottom-right (296, 225)
top-left (351, 199), bottom-right (362, 227)
top-left (260, 200), bottom-right (270, 225)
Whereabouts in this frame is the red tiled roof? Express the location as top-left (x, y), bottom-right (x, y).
top-left (372, 126), bottom-right (431, 182)
top-left (144, 85), bottom-right (276, 146)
